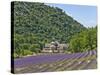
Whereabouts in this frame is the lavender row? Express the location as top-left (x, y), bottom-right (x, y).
top-left (14, 50), bottom-right (97, 68)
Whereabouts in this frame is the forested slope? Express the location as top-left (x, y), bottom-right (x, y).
top-left (12, 2), bottom-right (97, 57)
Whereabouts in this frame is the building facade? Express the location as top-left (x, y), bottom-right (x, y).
top-left (42, 41), bottom-right (68, 53)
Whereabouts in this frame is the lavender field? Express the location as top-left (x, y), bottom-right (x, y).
top-left (14, 50), bottom-right (97, 73)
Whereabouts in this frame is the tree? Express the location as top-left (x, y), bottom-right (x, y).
top-left (69, 27), bottom-right (97, 53)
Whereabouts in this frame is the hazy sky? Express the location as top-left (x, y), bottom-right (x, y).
top-left (46, 3), bottom-right (97, 28)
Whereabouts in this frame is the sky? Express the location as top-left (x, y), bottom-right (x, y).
top-left (46, 3), bottom-right (97, 28)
